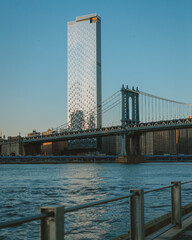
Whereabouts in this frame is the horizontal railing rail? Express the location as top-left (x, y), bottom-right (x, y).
top-left (0, 180), bottom-right (192, 240)
top-left (144, 184), bottom-right (173, 194)
top-left (64, 193), bottom-right (134, 213)
top-left (0, 212), bottom-right (53, 230)
top-left (181, 180), bottom-right (192, 185)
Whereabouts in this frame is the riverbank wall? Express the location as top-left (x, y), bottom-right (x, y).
top-left (0, 155), bottom-right (118, 164)
top-left (145, 154), bottom-right (192, 162)
top-left (1, 154), bottom-right (192, 164)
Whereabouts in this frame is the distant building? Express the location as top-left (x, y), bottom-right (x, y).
top-left (41, 129), bottom-right (53, 155)
top-left (40, 129), bottom-right (68, 155)
top-left (27, 130), bottom-right (40, 137)
top-left (67, 13), bottom-right (102, 131)
top-left (1, 136), bottom-right (23, 156)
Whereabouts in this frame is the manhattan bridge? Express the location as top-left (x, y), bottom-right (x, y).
top-left (23, 85), bottom-right (192, 156)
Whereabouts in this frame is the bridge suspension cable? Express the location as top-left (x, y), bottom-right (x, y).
top-left (50, 90), bottom-right (122, 133)
top-left (44, 87), bottom-right (192, 134)
top-left (131, 89), bottom-right (192, 123)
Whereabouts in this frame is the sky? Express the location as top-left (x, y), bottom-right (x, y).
top-left (0, 0), bottom-right (192, 137)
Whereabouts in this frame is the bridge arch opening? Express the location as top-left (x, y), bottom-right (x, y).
top-left (129, 96), bottom-right (133, 122)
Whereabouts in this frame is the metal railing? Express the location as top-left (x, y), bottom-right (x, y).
top-left (0, 180), bottom-right (192, 240)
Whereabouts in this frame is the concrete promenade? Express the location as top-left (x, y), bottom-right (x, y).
top-left (175, 225), bottom-right (192, 240)
top-left (151, 214), bottom-right (192, 239)
top-left (113, 202), bottom-right (192, 240)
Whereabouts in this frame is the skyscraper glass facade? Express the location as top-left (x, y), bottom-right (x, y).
top-left (67, 14), bottom-right (101, 134)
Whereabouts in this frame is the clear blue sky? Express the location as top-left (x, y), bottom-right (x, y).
top-left (0, 0), bottom-right (192, 137)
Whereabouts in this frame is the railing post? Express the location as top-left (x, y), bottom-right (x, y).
top-left (171, 181), bottom-right (182, 229)
top-left (130, 189), bottom-right (145, 240)
top-left (40, 205), bottom-right (64, 240)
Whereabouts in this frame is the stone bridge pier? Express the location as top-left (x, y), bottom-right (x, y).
top-left (1, 136), bottom-right (24, 156)
top-left (120, 134), bottom-right (141, 155)
top-left (24, 143), bottom-right (42, 156)
top-left (118, 85), bottom-right (145, 163)
top-left (119, 133), bottom-right (144, 163)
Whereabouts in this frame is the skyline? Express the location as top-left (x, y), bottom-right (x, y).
top-left (1, 0), bottom-right (192, 137)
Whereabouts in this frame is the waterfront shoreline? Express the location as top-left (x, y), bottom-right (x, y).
top-left (1, 155), bottom-right (192, 163)
top-left (0, 155), bottom-right (117, 164)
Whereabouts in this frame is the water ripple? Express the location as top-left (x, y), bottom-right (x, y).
top-left (0, 162), bottom-right (192, 239)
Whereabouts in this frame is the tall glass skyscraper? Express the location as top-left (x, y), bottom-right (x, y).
top-left (67, 14), bottom-right (101, 134)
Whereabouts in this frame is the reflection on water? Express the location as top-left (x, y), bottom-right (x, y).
top-left (0, 163), bottom-right (192, 239)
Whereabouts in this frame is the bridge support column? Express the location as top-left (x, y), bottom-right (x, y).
top-left (24, 143), bottom-right (42, 156)
top-left (120, 134), bottom-right (127, 156)
top-left (130, 135), bottom-right (141, 155)
top-left (117, 134), bottom-right (145, 163)
top-left (97, 137), bottom-right (102, 152)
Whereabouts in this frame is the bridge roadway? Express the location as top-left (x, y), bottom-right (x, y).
top-left (23, 118), bottom-right (192, 144)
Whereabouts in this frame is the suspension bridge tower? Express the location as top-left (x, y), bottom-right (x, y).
top-left (120, 85), bottom-right (141, 161)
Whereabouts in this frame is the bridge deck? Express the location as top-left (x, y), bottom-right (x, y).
top-left (21, 118), bottom-right (192, 143)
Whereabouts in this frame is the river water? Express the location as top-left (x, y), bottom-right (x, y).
top-left (0, 162), bottom-right (192, 240)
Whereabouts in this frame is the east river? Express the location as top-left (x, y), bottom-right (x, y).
top-left (1, 162), bottom-right (192, 240)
